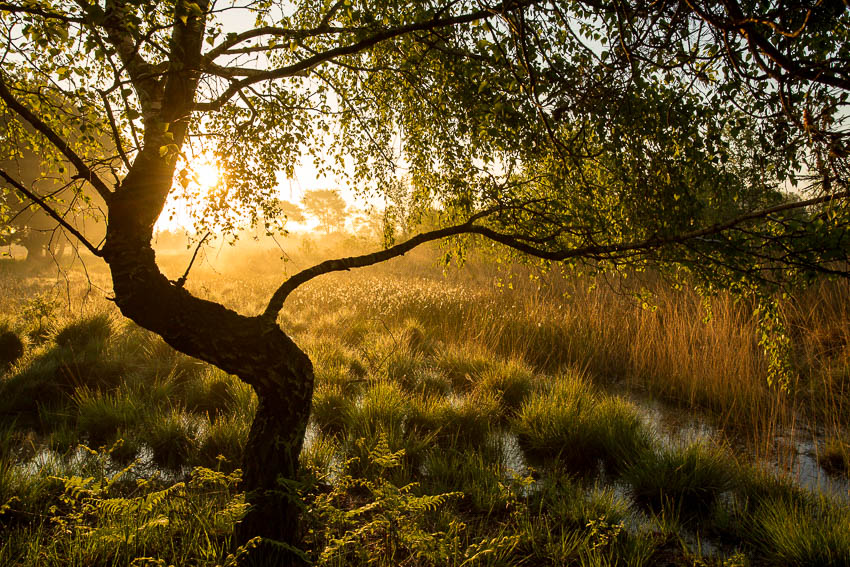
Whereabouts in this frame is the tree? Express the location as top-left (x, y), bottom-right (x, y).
top-left (301, 189), bottom-right (348, 233)
top-left (279, 200), bottom-right (306, 224)
top-left (0, 0), bottom-right (847, 563)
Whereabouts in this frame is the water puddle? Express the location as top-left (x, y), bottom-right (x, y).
top-left (623, 391), bottom-right (850, 502)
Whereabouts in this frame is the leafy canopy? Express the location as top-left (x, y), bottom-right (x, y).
top-left (0, 0), bottom-right (847, 290)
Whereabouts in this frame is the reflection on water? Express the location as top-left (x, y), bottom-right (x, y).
top-left (625, 392), bottom-right (850, 502)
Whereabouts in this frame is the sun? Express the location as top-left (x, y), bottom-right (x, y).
top-left (155, 156), bottom-right (223, 233)
top-left (194, 160), bottom-right (221, 190)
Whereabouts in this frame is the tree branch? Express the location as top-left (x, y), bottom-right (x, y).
top-left (262, 190), bottom-right (850, 319)
top-left (0, 2), bottom-right (84, 22)
top-left (0, 75), bottom-right (114, 202)
top-left (0, 169), bottom-right (103, 257)
top-left (197, 0), bottom-right (543, 111)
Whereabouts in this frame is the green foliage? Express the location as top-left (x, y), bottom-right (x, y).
top-left (42, 445), bottom-right (244, 567)
top-left (301, 433), bottom-right (525, 566)
top-left (755, 299), bottom-right (796, 392)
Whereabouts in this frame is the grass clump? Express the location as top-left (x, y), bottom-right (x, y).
top-left (624, 441), bottom-right (737, 513)
top-left (196, 413), bottom-right (248, 470)
top-left (594, 396), bottom-right (655, 475)
top-left (73, 387), bottom-right (142, 449)
top-left (311, 382), bottom-right (353, 436)
top-left (475, 358), bottom-right (536, 418)
top-left (745, 498), bottom-right (850, 566)
top-left (183, 369), bottom-right (236, 417)
top-left (146, 409), bottom-right (201, 470)
top-left (54, 313), bottom-right (114, 353)
top-left (818, 437), bottom-right (850, 477)
top-left (513, 371), bottom-right (599, 470)
top-left (420, 448), bottom-right (522, 516)
top-left (513, 370), bottom-right (652, 476)
top-left (0, 326), bottom-right (24, 369)
top-left (433, 344), bottom-right (493, 392)
top-left (408, 391), bottom-right (500, 449)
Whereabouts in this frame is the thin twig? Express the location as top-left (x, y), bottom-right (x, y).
top-left (174, 231), bottom-right (210, 288)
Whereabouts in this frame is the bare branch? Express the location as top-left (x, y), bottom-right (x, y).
top-left (174, 231), bottom-right (210, 288)
top-left (0, 169), bottom-right (103, 257)
top-left (204, 24), bottom-right (362, 61)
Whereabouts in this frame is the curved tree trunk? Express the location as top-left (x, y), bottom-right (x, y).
top-left (103, 168), bottom-right (315, 564)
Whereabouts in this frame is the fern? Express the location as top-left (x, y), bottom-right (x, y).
top-left (40, 443), bottom-right (245, 565)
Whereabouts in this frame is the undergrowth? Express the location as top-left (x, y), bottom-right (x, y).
top-left (1, 255), bottom-right (849, 565)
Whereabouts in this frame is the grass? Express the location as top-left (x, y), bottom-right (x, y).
top-left (818, 437), bottom-right (850, 477)
top-left (745, 497), bottom-right (850, 566)
top-left (0, 326), bottom-right (24, 368)
top-left (1, 251), bottom-right (850, 565)
top-left (623, 441), bottom-right (737, 514)
top-left (512, 370), bottom-right (654, 474)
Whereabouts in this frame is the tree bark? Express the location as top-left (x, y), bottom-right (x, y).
top-left (103, 175), bottom-right (315, 565)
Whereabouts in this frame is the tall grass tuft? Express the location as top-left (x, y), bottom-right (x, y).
top-left (433, 344), bottom-right (493, 392)
top-left (513, 369), bottom-right (650, 474)
top-left (310, 382), bottom-right (353, 437)
top-left (196, 413), bottom-right (249, 470)
top-left (475, 358), bottom-right (536, 419)
top-left (0, 326), bottom-right (24, 368)
top-left (624, 441), bottom-right (737, 513)
top-left (54, 313), bottom-right (114, 353)
top-left (72, 387), bottom-right (142, 449)
top-left (407, 391), bottom-right (500, 449)
top-left (746, 498), bottom-right (850, 566)
top-left (146, 409), bottom-right (201, 470)
top-left (818, 437), bottom-right (850, 477)
top-left (513, 370), bottom-right (601, 471)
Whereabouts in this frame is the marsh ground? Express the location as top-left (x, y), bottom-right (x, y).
top-left (1, 238), bottom-right (849, 566)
